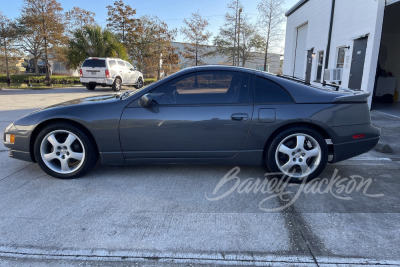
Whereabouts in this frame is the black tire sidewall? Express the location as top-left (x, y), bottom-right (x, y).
top-left (266, 127), bottom-right (328, 183)
top-left (112, 78), bottom-right (121, 91)
top-left (33, 122), bottom-right (97, 179)
top-left (86, 84), bottom-right (96, 90)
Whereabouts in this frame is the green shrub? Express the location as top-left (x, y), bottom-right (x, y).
top-left (0, 74), bottom-right (80, 85)
top-left (144, 78), bottom-right (156, 86)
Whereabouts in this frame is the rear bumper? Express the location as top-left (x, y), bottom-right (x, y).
top-left (80, 77), bottom-right (114, 85)
top-left (332, 137), bottom-right (380, 163)
top-left (331, 123), bottom-right (381, 163)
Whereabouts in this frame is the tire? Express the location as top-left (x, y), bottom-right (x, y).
top-left (86, 84), bottom-right (96, 90)
top-left (266, 127), bottom-right (328, 183)
top-left (134, 77), bottom-right (143, 89)
top-left (34, 122), bottom-right (98, 179)
top-left (112, 77), bottom-right (122, 91)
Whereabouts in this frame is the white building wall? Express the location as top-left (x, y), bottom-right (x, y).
top-left (283, 0), bottom-right (386, 105)
top-left (283, 0), bottom-right (331, 79)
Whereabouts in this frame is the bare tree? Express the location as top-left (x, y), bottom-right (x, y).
top-left (257, 0), bottom-right (285, 72)
top-left (0, 12), bottom-right (18, 86)
top-left (65, 7), bottom-right (96, 34)
top-left (180, 11), bottom-right (211, 66)
top-left (129, 16), bottom-right (178, 79)
top-left (106, 0), bottom-right (140, 44)
top-left (214, 1), bottom-right (263, 67)
top-left (20, 0), bottom-right (66, 84)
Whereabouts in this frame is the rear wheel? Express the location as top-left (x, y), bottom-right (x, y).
top-left (34, 123), bottom-right (98, 179)
top-left (266, 127), bottom-right (328, 183)
top-left (112, 77), bottom-right (122, 91)
top-left (86, 84), bottom-right (96, 90)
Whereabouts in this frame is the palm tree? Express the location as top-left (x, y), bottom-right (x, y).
top-left (67, 25), bottom-right (128, 69)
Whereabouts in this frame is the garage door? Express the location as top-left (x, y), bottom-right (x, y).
top-left (293, 23), bottom-right (308, 79)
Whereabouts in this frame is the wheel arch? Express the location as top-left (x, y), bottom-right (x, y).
top-left (115, 75), bottom-right (122, 83)
top-left (261, 121), bottom-right (333, 166)
top-left (30, 118), bottom-right (99, 163)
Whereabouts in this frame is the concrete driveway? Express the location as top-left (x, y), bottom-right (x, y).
top-left (0, 87), bottom-right (399, 266)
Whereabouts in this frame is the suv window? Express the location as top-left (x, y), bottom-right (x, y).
top-left (82, 59), bottom-right (106, 68)
top-left (150, 71), bottom-right (252, 105)
top-left (126, 62), bottom-right (134, 69)
top-left (117, 61), bottom-right (126, 67)
top-left (254, 76), bottom-right (293, 104)
top-left (108, 60), bottom-right (117, 68)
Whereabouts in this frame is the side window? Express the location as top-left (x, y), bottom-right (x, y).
top-left (126, 62), bottom-right (134, 69)
top-left (254, 76), bottom-right (293, 104)
top-left (108, 60), bottom-right (116, 68)
top-left (150, 71), bottom-right (252, 105)
top-left (117, 61), bottom-right (125, 67)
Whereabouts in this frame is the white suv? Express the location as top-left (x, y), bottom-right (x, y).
top-left (79, 57), bottom-right (144, 91)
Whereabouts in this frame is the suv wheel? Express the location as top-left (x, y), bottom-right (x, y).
top-left (134, 77), bottom-right (143, 89)
top-left (86, 84), bottom-right (96, 90)
top-left (112, 77), bottom-right (122, 91)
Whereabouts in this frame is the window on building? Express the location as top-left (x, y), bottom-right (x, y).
top-left (336, 47), bottom-right (346, 68)
top-left (316, 51), bottom-right (324, 81)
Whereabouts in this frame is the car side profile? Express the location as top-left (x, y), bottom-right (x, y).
top-left (80, 57), bottom-right (144, 91)
top-left (4, 65), bottom-right (380, 181)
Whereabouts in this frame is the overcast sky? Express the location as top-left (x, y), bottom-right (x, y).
top-left (1, 0), bottom-right (300, 52)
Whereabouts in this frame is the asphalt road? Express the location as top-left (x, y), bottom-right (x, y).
top-left (0, 87), bottom-right (399, 266)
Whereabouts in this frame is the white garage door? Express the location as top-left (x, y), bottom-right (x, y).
top-left (293, 23), bottom-right (308, 79)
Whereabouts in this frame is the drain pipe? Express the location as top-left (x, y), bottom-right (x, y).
top-left (323, 0), bottom-right (336, 86)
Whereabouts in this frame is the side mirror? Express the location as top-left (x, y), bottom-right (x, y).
top-left (140, 94), bottom-right (154, 107)
top-left (133, 66), bottom-right (137, 71)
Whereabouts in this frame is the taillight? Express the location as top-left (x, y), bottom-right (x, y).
top-left (79, 69), bottom-right (83, 77)
top-left (105, 69), bottom-right (110, 78)
top-left (353, 134), bottom-right (366, 140)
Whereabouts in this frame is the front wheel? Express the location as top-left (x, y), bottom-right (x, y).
top-left (134, 77), bottom-right (143, 89)
top-left (266, 127), bottom-right (328, 183)
top-left (112, 77), bottom-right (122, 91)
top-left (34, 123), bottom-right (98, 179)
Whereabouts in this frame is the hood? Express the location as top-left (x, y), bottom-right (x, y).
top-left (28, 94), bottom-right (121, 115)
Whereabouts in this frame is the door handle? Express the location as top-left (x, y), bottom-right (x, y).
top-left (231, 114), bottom-right (248, 121)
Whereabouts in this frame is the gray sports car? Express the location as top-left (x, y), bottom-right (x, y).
top-left (3, 65), bottom-right (380, 181)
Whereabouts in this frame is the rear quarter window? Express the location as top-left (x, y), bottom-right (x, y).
top-left (82, 59), bottom-right (106, 68)
top-left (255, 76), bottom-right (294, 104)
top-left (108, 60), bottom-right (116, 68)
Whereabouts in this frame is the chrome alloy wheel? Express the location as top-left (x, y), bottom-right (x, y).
top-left (275, 133), bottom-right (322, 179)
top-left (40, 130), bottom-right (86, 174)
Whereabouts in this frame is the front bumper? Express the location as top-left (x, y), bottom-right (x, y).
top-left (3, 123), bottom-right (34, 162)
top-left (80, 77), bottom-right (114, 85)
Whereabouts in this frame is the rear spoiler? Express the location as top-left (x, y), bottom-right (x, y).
top-left (332, 92), bottom-right (371, 103)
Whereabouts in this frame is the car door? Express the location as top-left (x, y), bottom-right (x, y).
top-left (117, 60), bottom-right (129, 84)
top-left (125, 62), bottom-right (138, 84)
top-left (119, 70), bottom-right (254, 159)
